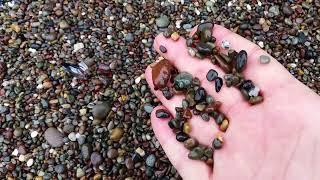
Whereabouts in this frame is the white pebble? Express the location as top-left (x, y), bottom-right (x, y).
top-left (73, 43), bottom-right (84, 53)
top-left (18, 155), bottom-right (26, 162)
top-left (30, 131), bottom-right (38, 138)
top-left (26, 159), bottom-right (34, 167)
top-left (28, 48), bottom-right (37, 54)
top-left (221, 40), bottom-right (231, 49)
top-left (135, 147), bottom-right (145, 157)
top-left (135, 76), bottom-right (141, 84)
top-left (246, 4), bottom-right (252, 11)
top-left (258, 41), bottom-right (264, 48)
top-left (195, 8), bottom-right (200, 15)
top-left (12, 149), bottom-right (19, 156)
top-left (288, 63), bottom-right (297, 68)
top-left (175, 20), bottom-right (182, 29)
top-left (68, 132), bottom-right (77, 141)
top-left (227, 1), bottom-right (233, 6)
top-left (248, 87), bottom-right (260, 97)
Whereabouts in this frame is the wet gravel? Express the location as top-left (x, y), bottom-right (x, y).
top-left (0, 0), bottom-right (319, 179)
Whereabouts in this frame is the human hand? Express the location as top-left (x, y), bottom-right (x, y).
top-left (145, 24), bottom-right (320, 180)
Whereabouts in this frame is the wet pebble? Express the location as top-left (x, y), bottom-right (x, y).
top-left (183, 122), bottom-right (191, 134)
top-left (91, 152), bottom-right (102, 166)
top-left (110, 128), bottom-right (124, 141)
top-left (174, 72), bottom-right (193, 91)
top-left (92, 101), bottom-right (111, 120)
top-left (176, 132), bottom-right (189, 142)
top-left (146, 154), bottom-right (156, 167)
top-left (212, 136), bottom-right (224, 150)
top-left (206, 69), bottom-right (218, 81)
top-left (188, 146), bottom-right (204, 160)
top-left (159, 45), bottom-right (167, 53)
top-left (156, 109), bottom-right (171, 119)
top-left (107, 149), bottom-right (118, 159)
top-left (215, 77), bottom-right (223, 92)
top-left (184, 138), bottom-right (198, 150)
top-left (194, 87), bottom-right (206, 103)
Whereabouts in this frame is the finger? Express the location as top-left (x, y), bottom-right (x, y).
top-left (145, 66), bottom-right (217, 146)
top-left (191, 24), bottom-right (300, 98)
top-left (151, 105), bottom-right (212, 180)
top-left (153, 33), bottom-right (245, 114)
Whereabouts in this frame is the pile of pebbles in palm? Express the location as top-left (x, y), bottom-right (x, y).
top-left (0, 0), bottom-right (319, 179)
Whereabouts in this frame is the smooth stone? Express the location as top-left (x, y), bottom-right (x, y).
top-left (241, 80), bottom-right (255, 91)
top-left (214, 54), bottom-right (232, 73)
top-left (151, 59), bottom-right (174, 90)
top-left (183, 122), bottom-right (191, 134)
top-left (196, 42), bottom-right (213, 55)
top-left (13, 128), bottom-right (23, 137)
top-left (107, 149), bottom-right (118, 159)
top-left (91, 152), bottom-right (102, 166)
top-left (174, 72), bottom-right (193, 91)
top-left (212, 136), bottom-right (223, 150)
top-left (176, 132), bottom-right (189, 142)
top-left (219, 119), bottom-right (229, 132)
top-left (188, 47), bottom-right (196, 57)
top-left (159, 45), bottom-right (167, 53)
top-left (194, 87), bottom-right (206, 103)
top-left (186, 89), bottom-right (196, 107)
top-left (143, 104), bottom-right (154, 113)
top-left (259, 55), bottom-right (271, 64)
top-left (215, 77), bottom-right (223, 93)
top-left (235, 50), bottom-right (248, 72)
top-left (110, 127), bottom-right (124, 141)
top-left (125, 158), bottom-right (134, 169)
top-left (188, 146), bottom-right (204, 160)
top-left (92, 101), bottom-right (111, 120)
top-left (248, 87), bottom-right (260, 97)
top-left (81, 144), bottom-right (92, 161)
top-left (282, 5), bottom-right (294, 16)
top-left (269, 5), bottom-right (280, 16)
top-left (201, 113), bottom-right (210, 121)
top-left (215, 113), bottom-right (225, 125)
top-left (44, 128), bottom-right (64, 147)
top-left (156, 15), bottom-right (170, 28)
top-left (54, 164), bottom-right (66, 174)
top-left (146, 154), bottom-right (156, 167)
top-left (171, 32), bottom-right (180, 41)
top-left (59, 20), bottom-right (70, 29)
top-left (184, 138), bottom-right (198, 150)
top-left (76, 168), bottom-right (85, 178)
top-left (195, 103), bottom-right (206, 112)
top-left (155, 109), bottom-right (170, 119)
top-left (206, 69), bottom-right (218, 81)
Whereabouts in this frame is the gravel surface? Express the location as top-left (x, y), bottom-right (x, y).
top-left (0, 0), bottom-right (319, 179)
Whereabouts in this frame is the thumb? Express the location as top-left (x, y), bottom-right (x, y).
top-left (151, 105), bottom-right (212, 180)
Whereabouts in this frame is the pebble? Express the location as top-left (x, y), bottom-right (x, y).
top-left (92, 101), bottom-right (111, 120)
top-left (107, 149), bottom-right (118, 159)
top-left (110, 127), bottom-right (124, 141)
top-left (259, 55), bottom-right (271, 64)
top-left (248, 87), bottom-right (260, 97)
top-left (135, 147), bottom-right (145, 157)
top-left (249, 96), bottom-right (264, 105)
top-left (194, 87), bottom-right (206, 103)
top-left (269, 5), bottom-right (280, 16)
top-left (26, 159), bottom-right (33, 167)
top-left (90, 152), bottom-right (102, 166)
top-left (123, 158), bottom-right (133, 170)
top-left (76, 168), bottom-right (85, 178)
top-left (30, 131), bottom-right (38, 138)
top-left (59, 20), bottom-right (70, 29)
top-left (221, 40), bottom-right (230, 49)
top-left (54, 164), bottom-right (66, 174)
top-left (146, 154), bottom-right (156, 167)
top-left (73, 43), bottom-right (84, 53)
top-left (159, 45), bottom-right (167, 53)
top-left (219, 119), bottom-right (229, 132)
top-left (176, 132), bottom-right (189, 142)
top-left (68, 132), bottom-right (77, 141)
top-left (151, 59), bottom-right (174, 90)
top-left (212, 136), bottom-right (224, 150)
top-left (174, 72), bottom-right (193, 90)
top-left (183, 122), bottom-right (191, 134)
top-left (215, 77), bottom-right (223, 93)
top-left (171, 32), bottom-right (180, 41)
top-left (44, 128), bottom-right (64, 147)
top-left (156, 15), bottom-right (170, 28)
top-left (188, 146), bottom-right (204, 160)
top-left (235, 50), bottom-right (248, 72)
top-left (143, 104), bottom-right (154, 113)
top-left (206, 69), bottom-right (218, 81)
top-left (81, 144), bottom-right (92, 161)
top-left (184, 138), bottom-right (198, 150)
top-left (155, 109), bottom-right (171, 119)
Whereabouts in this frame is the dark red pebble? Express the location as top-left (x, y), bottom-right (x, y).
top-left (159, 45), bottom-right (167, 53)
top-left (156, 109), bottom-right (171, 119)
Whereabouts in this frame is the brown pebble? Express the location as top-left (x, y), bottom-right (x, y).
top-left (183, 122), bottom-right (191, 134)
top-left (159, 45), bottom-right (167, 53)
top-left (171, 32), bottom-right (180, 41)
top-left (110, 127), bottom-right (124, 141)
top-left (184, 138), bottom-right (198, 150)
top-left (151, 59), bottom-right (174, 90)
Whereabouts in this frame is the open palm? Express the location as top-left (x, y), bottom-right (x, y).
top-left (145, 24), bottom-right (320, 180)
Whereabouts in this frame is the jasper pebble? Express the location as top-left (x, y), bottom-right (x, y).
top-left (171, 32), bottom-right (180, 41)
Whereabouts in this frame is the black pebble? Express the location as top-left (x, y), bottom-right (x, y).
top-left (194, 87), bottom-right (207, 103)
top-left (241, 80), bottom-right (254, 91)
top-left (206, 69), bottom-right (218, 81)
top-left (215, 77), bottom-right (223, 92)
top-left (159, 45), bottom-right (167, 53)
top-left (215, 113), bottom-right (224, 125)
top-left (212, 138), bottom-right (223, 150)
top-left (156, 109), bottom-right (171, 119)
top-left (235, 50), bottom-right (247, 72)
top-left (176, 132), bottom-right (190, 142)
top-left (162, 87), bottom-right (173, 100)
